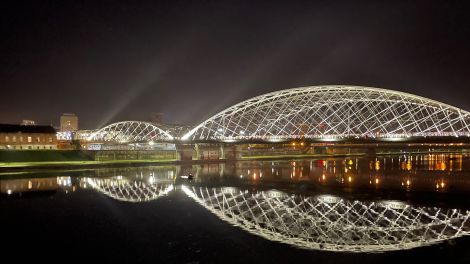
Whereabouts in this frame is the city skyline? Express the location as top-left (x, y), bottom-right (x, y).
top-left (2, 1), bottom-right (470, 129)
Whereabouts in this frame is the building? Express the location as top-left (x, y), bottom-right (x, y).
top-left (0, 124), bottom-right (57, 150)
top-left (60, 113), bottom-right (78, 132)
top-left (21, 120), bottom-right (36, 125)
top-left (56, 129), bottom-right (95, 149)
top-left (74, 130), bottom-right (92, 140)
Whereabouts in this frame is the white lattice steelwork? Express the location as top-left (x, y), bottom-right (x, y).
top-left (89, 121), bottom-right (173, 143)
top-left (182, 85), bottom-right (470, 141)
top-left (182, 186), bottom-right (470, 252)
top-left (85, 178), bottom-right (173, 202)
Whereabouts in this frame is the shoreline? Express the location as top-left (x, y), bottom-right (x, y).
top-left (0, 153), bottom-right (359, 172)
top-left (0, 150), bottom-right (466, 173)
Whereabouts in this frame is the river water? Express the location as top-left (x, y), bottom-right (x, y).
top-left (1, 153), bottom-right (470, 263)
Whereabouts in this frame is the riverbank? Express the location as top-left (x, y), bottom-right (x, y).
top-left (239, 149), bottom-right (468, 160)
top-left (1, 150), bottom-right (467, 173)
top-left (0, 149), bottom-right (179, 172)
top-left (240, 153), bottom-right (366, 160)
top-left (0, 149), bottom-right (93, 162)
top-left (0, 153), bottom-right (356, 172)
top-left (0, 159), bottom-right (179, 172)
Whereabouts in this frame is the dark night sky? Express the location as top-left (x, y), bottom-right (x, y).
top-left (1, 0), bottom-right (470, 129)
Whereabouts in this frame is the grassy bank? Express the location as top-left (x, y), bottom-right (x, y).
top-left (0, 150), bottom-right (178, 171)
top-left (0, 150), bottom-right (93, 162)
top-left (0, 159), bottom-right (179, 173)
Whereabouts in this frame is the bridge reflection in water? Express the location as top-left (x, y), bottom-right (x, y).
top-left (83, 177), bottom-right (174, 202)
top-left (4, 153), bottom-right (470, 254)
top-left (75, 165), bottom-right (179, 202)
top-left (76, 175), bottom-right (470, 253)
top-left (182, 186), bottom-right (470, 253)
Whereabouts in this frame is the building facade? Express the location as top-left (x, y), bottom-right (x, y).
top-left (0, 124), bottom-right (57, 150)
top-left (56, 129), bottom-right (94, 149)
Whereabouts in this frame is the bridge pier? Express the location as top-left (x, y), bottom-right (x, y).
top-left (366, 147), bottom-right (377, 156)
top-left (195, 143), bottom-right (241, 160)
top-left (175, 143), bottom-right (243, 161)
top-left (220, 144), bottom-right (243, 160)
top-left (176, 144), bottom-right (195, 161)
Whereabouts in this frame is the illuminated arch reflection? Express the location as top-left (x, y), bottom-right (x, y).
top-left (182, 186), bottom-right (470, 253)
top-left (84, 177), bottom-right (173, 202)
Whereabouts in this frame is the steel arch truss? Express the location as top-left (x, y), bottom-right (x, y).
top-left (89, 121), bottom-right (173, 143)
top-left (85, 178), bottom-right (174, 202)
top-left (182, 186), bottom-right (470, 253)
top-left (182, 86), bottom-right (470, 141)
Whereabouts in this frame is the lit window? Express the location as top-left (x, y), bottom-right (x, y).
top-left (49, 137), bottom-right (53, 143)
top-left (36, 137), bottom-right (40, 143)
top-left (5, 136), bottom-right (9, 142)
top-left (28, 136), bottom-right (32, 143)
top-left (20, 136), bottom-right (23, 142)
top-left (12, 136), bottom-right (16, 142)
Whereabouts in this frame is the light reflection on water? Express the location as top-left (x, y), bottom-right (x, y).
top-left (2, 153), bottom-right (470, 253)
top-left (188, 153), bottom-right (470, 193)
top-left (182, 185), bottom-right (470, 253)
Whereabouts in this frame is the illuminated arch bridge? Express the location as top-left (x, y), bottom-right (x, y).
top-left (182, 85), bottom-right (470, 141)
top-left (89, 86), bottom-right (470, 143)
top-left (88, 121), bottom-right (174, 143)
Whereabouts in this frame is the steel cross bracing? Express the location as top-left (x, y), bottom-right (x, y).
top-left (88, 121), bottom-right (174, 143)
top-left (182, 86), bottom-right (470, 141)
top-left (85, 178), bottom-right (174, 202)
top-left (182, 186), bottom-right (470, 252)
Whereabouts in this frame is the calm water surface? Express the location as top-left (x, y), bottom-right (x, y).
top-left (1, 153), bottom-right (470, 263)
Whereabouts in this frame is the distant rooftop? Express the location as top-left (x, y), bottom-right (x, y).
top-left (0, 124), bottom-right (56, 134)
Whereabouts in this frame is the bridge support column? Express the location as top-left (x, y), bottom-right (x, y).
top-left (219, 144), bottom-right (226, 159)
top-left (176, 144), bottom-right (195, 161)
top-left (313, 146), bottom-right (327, 154)
top-left (366, 147), bottom-right (377, 156)
top-left (222, 144), bottom-right (243, 160)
